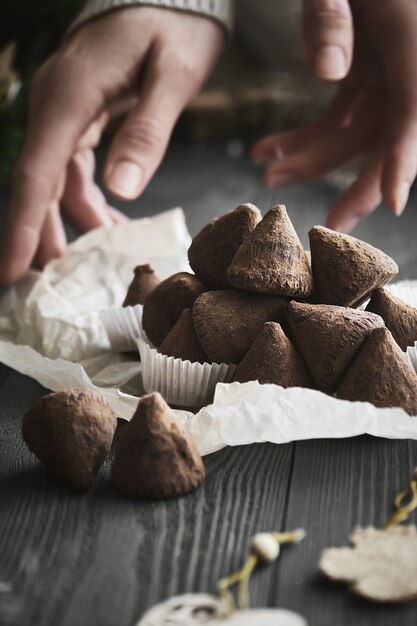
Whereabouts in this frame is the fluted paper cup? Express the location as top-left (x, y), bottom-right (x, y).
top-left (387, 281), bottom-right (417, 373)
top-left (388, 281), bottom-right (417, 308)
top-left (100, 305), bottom-right (144, 352)
top-left (137, 337), bottom-right (236, 407)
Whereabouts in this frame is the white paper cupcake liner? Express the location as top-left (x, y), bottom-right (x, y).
top-left (387, 280), bottom-right (417, 308)
top-left (385, 281), bottom-right (417, 373)
top-left (137, 337), bottom-right (236, 407)
top-left (100, 305), bottom-right (144, 352)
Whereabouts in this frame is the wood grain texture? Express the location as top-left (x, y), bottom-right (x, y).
top-left (1, 140), bottom-right (417, 625)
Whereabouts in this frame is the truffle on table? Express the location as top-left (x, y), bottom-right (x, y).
top-left (112, 392), bottom-right (205, 499)
top-left (193, 289), bottom-right (288, 365)
top-left (337, 327), bottom-right (417, 416)
top-left (287, 301), bottom-right (385, 394)
top-left (309, 225), bottom-right (398, 307)
top-left (227, 204), bottom-right (313, 298)
top-left (142, 272), bottom-right (206, 347)
top-left (188, 203), bottom-right (261, 289)
top-left (233, 321), bottom-right (313, 388)
top-left (22, 388), bottom-right (118, 491)
top-left (159, 308), bottom-right (211, 365)
top-left (123, 264), bottom-right (160, 307)
top-left (366, 288), bottom-right (417, 351)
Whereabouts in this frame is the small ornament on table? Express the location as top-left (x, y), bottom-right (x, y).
top-left (321, 468), bottom-right (417, 602)
top-left (137, 530), bottom-right (307, 625)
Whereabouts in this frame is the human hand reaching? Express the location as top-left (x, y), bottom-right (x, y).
top-left (252, 0), bottom-right (417, 233)
top-left (1, 7), bottom-right (223, 285)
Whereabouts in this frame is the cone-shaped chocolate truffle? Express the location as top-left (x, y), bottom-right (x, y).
top-left (188, 204), bottom-right (262, 289)
top-left (233, 322), bottom-right (313, 388)
top-left (123, 264), bottom-right (160, 307)
top-left (309, 226), bottom-right (398, 307)
top-left (287, 301), bottom-right (385, 393)
top-left (112, 392), bottom-right (205, 499)
top-left (142, 272), bottom-right (206, 347)
top-left (159, 308), bottom-right (210, 364)
top-left (227, 204), bottom-right (313, 298)
top-left (338, 327), bottom-right (417, 416)
top-left (193, 289), bottom-right (288, 365)
top-left (366, 288), bottom-right (417, 351)
top-left (22, 389), bottom-right (118, 491)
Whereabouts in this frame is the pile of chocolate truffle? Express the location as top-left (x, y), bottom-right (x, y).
top-left (126, 203), bottom-right (417, 415)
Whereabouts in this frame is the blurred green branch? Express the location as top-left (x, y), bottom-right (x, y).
top-left (0, 1), bottom-right (83, 187)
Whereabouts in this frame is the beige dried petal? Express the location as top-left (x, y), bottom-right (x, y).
top-left (320, 526), bottom-right (417, 602)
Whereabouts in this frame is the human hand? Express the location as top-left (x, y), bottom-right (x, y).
top-left (1, 7), bottom-right (223, 285)
top-left (252, 0), bottom-right (417, 232)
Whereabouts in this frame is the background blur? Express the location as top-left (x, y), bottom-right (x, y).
top-left (0, 0), bottom-right (335, 190)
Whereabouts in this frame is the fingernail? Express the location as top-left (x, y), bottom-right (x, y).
top-left (107, 161), bottom-right (143, 199)
top-left (266, 170), bottom-right (297, 188)
top-left (393, 182), bottom-right (410, 216)
top-left (315, 45), bottom-right (346, 81)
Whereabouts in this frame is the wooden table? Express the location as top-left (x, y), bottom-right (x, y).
top-left (1, 139), bottom-right (417, 626)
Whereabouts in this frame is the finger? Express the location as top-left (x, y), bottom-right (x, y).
top-left (104, 53), bottom-right (196, 200)
top-left (106, 207), bottom-right (128, 224)
top-left (33, 201), bottom-right (67, 269)
top-left (379, 10), bottom-right (417, 216)
top-left (0, 57), bottom-right (101, 285)
top-left (303, 0), bottom-right (353, 81)
top-left (381, 98), bottom-right (417, 216)
top-left (77, 110), bottom-right (109, 152)
top-left (252, 89), bottom-right (358, 163)
top-left (263, 94), bottom-right (381, 187)
top-left (326, 152), bottom-right (384, 233)
top-left (62, 149), bottom-right (113, 231)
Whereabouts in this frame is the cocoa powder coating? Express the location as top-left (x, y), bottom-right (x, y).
top-left (188, 203), bottom-right (261, 289)
top-left (337, 327), bottom-right (417, 415)
top-left (142, 272), bottom-right (206, 347)
top-left (159, 308), bottom-right (211, 364)
top-left (22, 388), bottom-right (118, 491)
top-left (233, 321), bottom-right (313, 388)
top-left (309, 226), bottom-right (398, 307)
top-left (287, 301), bottom-right (385, 393)
top-left (192, 289), bottom-right (288, 365)
top-left (112, 392), bottom-right (205, 499)
top-left (366, 288), bottom-right (417, 351)
top-left (123, 264), bottom-right (160, 307)
top-left (227, 205), bottom-right (314, 298)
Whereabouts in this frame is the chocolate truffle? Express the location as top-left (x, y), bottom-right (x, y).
top-left (227, 204), bottom-right (313, 298)
top-left (188, 203), bottom-right (262, 289)
top-left (159, 308), bottom-right (210, 365)
top-left (338, 327), bottom-right (417, 415)
top-left (233, 321), bottom-right (313, 388)
top-left (366, 288), bottom-right (417, 351)
top-left (287, 301), bottom-right (385, 393)
top-left (309, 226), bottom-right (398, 307)
top-left (193, 289), bottom-right (288, 365)
top-left (123, 264), bottom-right (160, 307)
top-left (22, 388), bottom-right (118, 491)
top-left (142, 272), bottom-right (206, 347)
top-left (112, 392), bottom-right (205, 499)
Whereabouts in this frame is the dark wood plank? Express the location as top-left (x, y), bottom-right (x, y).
top-left (0, 369), bottom-right (294, 626)
top-left (274, 437), bottom-right (417, 625)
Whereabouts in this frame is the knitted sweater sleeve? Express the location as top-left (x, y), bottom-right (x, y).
top-left (70, 0), bottom-right (234, 35)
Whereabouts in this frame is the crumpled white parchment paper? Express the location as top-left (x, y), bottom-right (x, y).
top-left (1, 207), bottom-right (417, 456)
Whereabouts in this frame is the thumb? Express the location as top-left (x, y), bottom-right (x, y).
top-left (303, 0), bottom-right (353, 81)
top-left (104, 58), bottom-right (190, 200)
